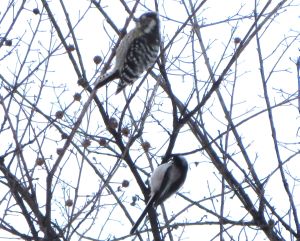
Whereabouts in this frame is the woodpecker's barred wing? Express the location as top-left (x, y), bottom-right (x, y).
top-left (116, 34), bottom-right (159, 94)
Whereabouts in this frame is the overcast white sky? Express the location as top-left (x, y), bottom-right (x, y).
top-left (0, 0), bottom-right (300, 240)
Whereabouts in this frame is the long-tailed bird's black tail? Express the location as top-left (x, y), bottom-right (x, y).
top-left (130, 193), bottom-right (157, 234)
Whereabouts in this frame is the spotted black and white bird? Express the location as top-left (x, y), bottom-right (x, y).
top-left (130, 155), bottom-right (188, 234)
top-left (94, 11), bottom-right (160, 94)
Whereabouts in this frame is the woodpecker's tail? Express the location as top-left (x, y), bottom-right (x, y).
top-left (115, 81), bottom-right (127, 94)
top-left (94, 70), bottom-right (119, 90)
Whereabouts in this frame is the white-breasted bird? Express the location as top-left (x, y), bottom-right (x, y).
top-left (130, 155), bottom-right (188, 234)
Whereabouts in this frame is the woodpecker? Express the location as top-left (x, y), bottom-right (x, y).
top-left (94, 11), bottom-right (160, 94)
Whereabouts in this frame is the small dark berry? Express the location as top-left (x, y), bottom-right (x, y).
top-left (234, 37), bottom-right (241, 45)
top-left (77, 78), bottom-right (88, 88)
top-left (98, 138), bottom-right (107, 147)
top-left (121, 127), bottom-right (130, 137)
top-left (65, 199), bottom-right (73, 207)
top-left (82, 139), bottom-right (91, 148)
top-left (56, 148), bottom-right (64, 155)
top-left (93, 55), bottom-right (102, 64)
top-left (132, 196), bottom-right (137, 202)
top-left (67, 44), bottom-right (75, 52)
top-left (61, 133), bottom-right (68, 139)
top-left (141, 141), bottom-right (151, 152)
top-left (268, 219), bottom-right (275, 227)
top-left (5, 39), bottom-right (12, 46)
top-left (122, 180), bottom-right (129, 188)
top-left (36, 157), bottom-right (45, 166)
top-left (108, 117), bottom-right (118, 129)
top-left (55, 111), bottom-right (64, 119)
top-left (73, 93), bottom-right (81, 101)
top-left (130, 195), bottom-right (137, 206)
top-left (33, 8), bottom-right (40, 15)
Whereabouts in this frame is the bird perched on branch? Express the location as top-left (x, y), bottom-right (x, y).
top-left (94, 11), bottom-right (161, 94)
top-left (130, 155), bottom-right (188, 234)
